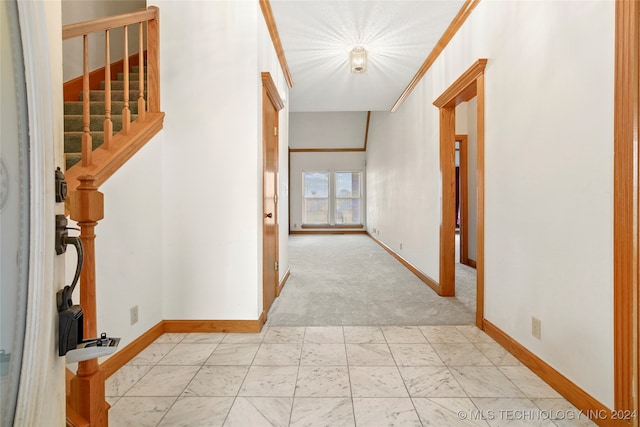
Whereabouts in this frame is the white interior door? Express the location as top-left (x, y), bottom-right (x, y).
top-left (1, 1), bottom-right (66, 425)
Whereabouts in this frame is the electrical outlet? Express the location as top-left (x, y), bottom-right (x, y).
top-left (294, 223), bottom-right (297, 228)
top-left (130, 305), bottom-right (139, 325)
top-left (531, 317), bottom-right (541, 339)
top-left (372, 228), bottom-right (376, 233)
top-left (400, 243), bottom-right (403, 250)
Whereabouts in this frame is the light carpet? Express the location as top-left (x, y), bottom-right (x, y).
top-left (266, 234), bottom-right (476, 326)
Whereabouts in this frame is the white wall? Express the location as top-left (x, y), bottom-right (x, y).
top-left (290, 112), bottom-right (368, 149)
top-left (367, 101), bottom-right (441, 279)
top-left (64, 138), bottom-right (164, 360)
top-left (95, 138), bottom-right (164, 353)
top-left (62, 0), bottom-right (146, 82)
top-left (153, 0), bottom-right (260, 320)
top-left (146, 0), bottom-right (289, 320)
top-left (367, 1), bottom-right (614, 407)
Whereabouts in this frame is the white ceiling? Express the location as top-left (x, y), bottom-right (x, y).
top-left (270, 0), bottom-right (465, 112)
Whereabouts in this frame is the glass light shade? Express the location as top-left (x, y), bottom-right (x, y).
top-left (350, 46), bottom-right (367, 74)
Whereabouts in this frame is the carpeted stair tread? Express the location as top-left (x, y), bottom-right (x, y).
top-left (99, 80), bottom-right (145, 90)
top-left (79, 89), bottom-right (143, 102)
top-left (64, 114), bottom-right (137, 132)
top-left (64, 132), bottom-right (104, 153)
top-left (65, 153), bottom-right (82, 170)
top-left (64, 101), bottom-right (139, 115)
top-left (64, 62), bottom-right (148, 170)
top-left (116, 72), bottom-right (146, 81)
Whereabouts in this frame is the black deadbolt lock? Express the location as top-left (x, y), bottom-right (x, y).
top-left (55, 167), bottom-right (67, 203)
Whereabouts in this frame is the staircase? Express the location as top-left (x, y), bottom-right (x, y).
top-left (63, 66), bottom-right (145, 170)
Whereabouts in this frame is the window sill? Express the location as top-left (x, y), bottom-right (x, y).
top-left (301, 224), bottom-right (364, 229)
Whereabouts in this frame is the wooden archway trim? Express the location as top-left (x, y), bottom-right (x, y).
top-left (613, 0), bottom-right (639, 414)
top-left (434, 59), bottom-right (487, 108)
top-left (262, 72), bottom-right (284, 111)
top-left (433, 59), bottom-right (486, 328)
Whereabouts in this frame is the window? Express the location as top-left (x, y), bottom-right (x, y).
top-left (335, 172), bottom-right (361, 224)
top-left (303, 172), bottom-right (329, 224)
top-left (303, 171), bottom-right (363, 226)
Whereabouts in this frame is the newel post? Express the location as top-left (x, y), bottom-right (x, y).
top-left (68, 175), bottom-right (108, 427)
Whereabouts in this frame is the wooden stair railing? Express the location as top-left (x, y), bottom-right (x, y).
top-left (62, 6), bottom-right (164, 191)
top-left (61, 8), bottom-right (163, 427)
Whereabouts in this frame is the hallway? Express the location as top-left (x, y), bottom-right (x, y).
top-left (106, 235), bottom-right (596, 426)
top-left (267, 234), bottom-right (475, 326)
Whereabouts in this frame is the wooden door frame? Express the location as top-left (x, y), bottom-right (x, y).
top-left (261, 72), bottom-right (284, 317)
top-left (434, 59), bottom-right (486, 327)
top-left (455, 134), bottom-right (472, 267)
top-left (613, 0), bottom-right (639, 418)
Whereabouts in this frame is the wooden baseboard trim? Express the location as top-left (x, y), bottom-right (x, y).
top-left (100, 316), bottom-right (266, 378)
top-left (367, 232), bottom-right (441, 294)
top-left (290, 230), bottom-right (367, 235)
top-left (277, 268), bottom-right (291, 296)
top-left (163, 319), bottom-right (264, 334)
top-left (100, 321), bottom-right (164, 379)
top-left (463, 258), bottom-right (477, 268)
top-left (482, 320), bottom-right (621, 427)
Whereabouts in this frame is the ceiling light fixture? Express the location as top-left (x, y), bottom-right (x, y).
top-left (350, 46), bottom-right (367, 74)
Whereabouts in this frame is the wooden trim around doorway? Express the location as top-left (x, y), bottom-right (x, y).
top-left (262, 72), bottom-right (284, 110)
top-left (613, 0), bottom-right (639, 416)
top-left (434, 59), bottom-right (487, 327)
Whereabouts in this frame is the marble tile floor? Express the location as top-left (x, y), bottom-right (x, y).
top-left (106, 326), bottom-right (596, 427)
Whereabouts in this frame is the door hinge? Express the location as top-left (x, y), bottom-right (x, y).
top-left (275, 261), bottom-right (279, 271)
top-left (274, 193), bottom-right (278, 205)
top-left (274, 126), bottom-right (278, 136)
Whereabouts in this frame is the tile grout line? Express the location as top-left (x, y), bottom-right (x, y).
top-left (342, 326), bottom-right (359, 427)
top-left (150, 333), bottom-right (189, 427)
top-left (287, 326), bottom-right (306, 427)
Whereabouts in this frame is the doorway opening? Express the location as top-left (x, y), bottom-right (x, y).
top-left (434, 59), bottom-right (486, 327)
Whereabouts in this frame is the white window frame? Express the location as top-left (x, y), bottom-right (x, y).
top-left (302, 170), bottom-right (364, 226)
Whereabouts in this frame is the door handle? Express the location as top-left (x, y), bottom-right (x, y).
top-left (265, 213), bottom-right (273, 218)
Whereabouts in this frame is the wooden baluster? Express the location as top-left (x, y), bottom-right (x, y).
top-left (103, 29), bottom-right (112, 149)
top-left (137, 21), bottom-right (146, 122)
top-left (82, 35), bottom-right (92, 166)
top-left (68, 175), bottom-right (107, 427)
top-left (147, 7), bottom-right (160, 113)
top-left (122, 25), bottom-right (131, 135)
